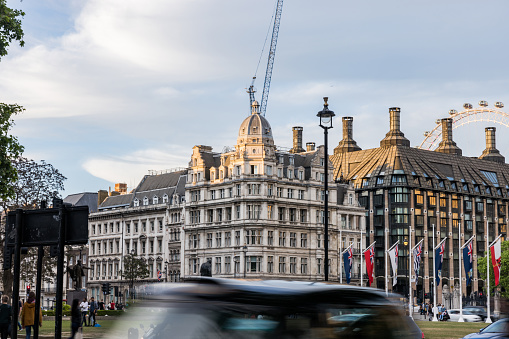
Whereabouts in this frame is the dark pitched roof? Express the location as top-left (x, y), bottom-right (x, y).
top-left (99, 193), bottom-right (134, 209)
top-left (64, 192), bottom-right (98, 213)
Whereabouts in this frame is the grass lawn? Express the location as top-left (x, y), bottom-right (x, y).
top-left (417, 320), bottom-right (487, 339)
top-left (37, 319), bottom-right (116, 338)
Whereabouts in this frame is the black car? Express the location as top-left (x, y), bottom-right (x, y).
top-left (462, 318), bottom-right (509, 339)
top-left (108, 278), bottom-right (422, 339)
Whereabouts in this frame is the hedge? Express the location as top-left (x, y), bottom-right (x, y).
top-left (42, 310), bottom-right (124, 317)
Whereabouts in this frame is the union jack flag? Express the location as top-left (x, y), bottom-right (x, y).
top-left (463, 240), bottom-right (473, 286)
top-left (343, 246), bottom-right (353, 284)
top-left (413, 240), bottom-right (423, 282)
top-left (435, 239), bottom-right (447, 285)
top-left (364, 244), bottom-right (375, 286)
top-left (157, 269), bottom-right (162, 282)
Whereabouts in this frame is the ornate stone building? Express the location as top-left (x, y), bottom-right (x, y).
top-left (87, 170), bottom-right (186, 302)
top-left (330, 107), bottom-right (508, 303)
top-left (183, 101), bottom-right (366, 282)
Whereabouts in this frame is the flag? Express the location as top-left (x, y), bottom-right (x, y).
top-left (490, 238), bottom-right (502, 286)
top-left (388, 243), bottom-right (398, 286)
top-left (462, 240), bottom-right (473, 286)
top-left (413, 240), bottom-right (423, 283)
top-left (364, 244), bottom-right (375, 286)
top-left (343, 247), bottom-right (353, 284)
top-left (435, 239), bottom-right (446, 286)
top-left (157, 269), bottom-right (162, 282)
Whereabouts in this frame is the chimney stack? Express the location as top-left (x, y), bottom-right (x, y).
top-left (380, 107), bottom-right (410, 147)
top-left (479, 127), bottom-right (505, 163)
top-left (306, 142), bottom-right (316, 152)
top-left (435, 118), bottom-right (462, 156)
top-left (334, 117), bottom-right (361, 154)
top-left (289, 126), bottom-right (305, 153)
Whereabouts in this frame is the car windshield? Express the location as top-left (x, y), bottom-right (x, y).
top-left (108, 301), bottom-right (412, 339)
top-left (482, 320), bottom-right (509, 333)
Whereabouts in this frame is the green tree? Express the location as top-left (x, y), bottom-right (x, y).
top-left (477, 240), bottom-right (509, 298)
top-left (122, 253), bottom-right (150, 291)
top-left (0, 0), bottom-right (25, 59)
top-left (0, 104), bottom-right (24, 200)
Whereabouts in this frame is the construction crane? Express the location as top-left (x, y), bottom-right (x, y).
top-left (248, 0), bottom-right (283, 116)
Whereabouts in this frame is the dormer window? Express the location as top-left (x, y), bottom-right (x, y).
top-left (279, 156), bottom-right (284, 164)
top-left (143, 197), bottom-right (149, 206)
top-left (133, 199), bottom-right (140, 207)
top-left (252, 127), bottom-right (258, 133)
top-left (163, 194), bottom-right (169, 203)
top-left (153, 196), bottom-right (159, 204)
top-left (289, 157), bottom-right (294, 165)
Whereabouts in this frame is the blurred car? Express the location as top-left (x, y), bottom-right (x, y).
top-left (464, 306), bottom-right (488, 321)
top-left (108, 278), bottom-right (422, 339)
top-left (462, 318), bottom-right (509, 338)
top-left (448, 309), bottom-right (482, 322)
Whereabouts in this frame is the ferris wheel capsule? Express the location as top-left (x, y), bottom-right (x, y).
top-left (479, 100), bottom-right (488, 107)
top-left (495, 101), bottom-right (504, 108)
top-left (449, 109), bottom-right (457, 115)
top-left (435, 119), bottom-right (441, 124)
top-left (463, 103), bottom-right (473, 109)
top-left (424, 131), bottom-right (430, 137)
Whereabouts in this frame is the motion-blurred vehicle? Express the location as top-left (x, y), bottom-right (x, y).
top-left (108, 278), bottom-right (423, 339)
top-left (462, 318), bottom-right (509, 338)
top-left (463, 306), bottom-right (488, 321)
top-left (448, 309), bottom-right (482, 322)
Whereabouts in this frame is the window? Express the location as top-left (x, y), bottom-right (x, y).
top-left (226, 207), bottom-right (232, 221)
top-left (290, 232), bottom-right (297, 247)
top-left (150, 221), bottom-right (155, 232)
top-left (268, 231), bottom-right (274, 246)
top-left (268, 205), bottom-right (273, 219)
top-left (236, 166), bottom-right (241, 176)
top-left (428, 196), bottom-right (436, 206)
top-left (268, 184), bottom-right (273, 196)
top-left (247, 204), bottom-right (261, 219)
top-left (235, 205), bottom-right (241, 219)
top-left (215, 257), bottom-right (221, 274)
top-left (278, 257), bottom-right (286, 273)
top-left (190, 234), bottom-right (199, 249)
top-left (277, 187), bottom-right (283, 197)
top-left (299, 209), bottom-right (307, 223)
top-left (277, 168), bottom-right (282, 177)
top-left (317, 258), bottom-right (322, 274)
top-left (289, 208), bottom-right (296, 222)
top-left (251, 165), bottom-right (258, 175)
top-left (225, 257), bottom-right (231, 273)
top-left (141, 241), bottom-right (146, 254)
top-left (163, 194), bottom-right (169, 203)
top-left (149, 240), bottom-right (154, 253)
top-left (287, 189), bottom-right (294, 199)
top-left (301, 258), bottom-right (308, 274)
top-left (225, 232), bottom-right (231, 246)
top-left (279, 232), bottom-right (286, 246)
top-left (236, 184), bottom-right (241, 196)
top-left (206, 233), bottom-right (213, 247)
top-left (217, 208), bottom-right (223, 221)
top-left (210, 190), bottom-right (216, 200)
top-left (191, 258), bottom-right (200, 274)
top-left (153, 196), bottom-right (159, 204)
top-left (143, 197), bottom-right (149, 206)
top-left (235, 231), bottom-right (241, 246)
top-left (215, 232), bottom-right (222, 247)
top-left (246, 256), bottom-right (262, 272)
top-left (298, 190), bottom-right (304, 200)
top-left (158, 240), bottom-right (162, 253)
top-left (207, 209), bottom-right (213, 223)
top-left (159, 220), bottom-right (163, 231)
top-left (287, 169), bottom-right (293, 179)
top-left (300, 233), bottom-right (307, 248)
top-left (298, 171), bottom-right (304, 180)
top-left (267, 256), bottom-right (274, 273)
top-left (278, 207), bottom-right (285, 221)
top-left (246, 229), bottom-right (262, 245)
top-left (190, 211), bottom-right (200, 224)
top-left (290, 257), bottom-right (297, 274)
top-left (220, 189), bottom-right (225, 199)
top-left (234, 256), bottom-right (240, 274)
top-left (142, 222), bottom-right (146, 232)
top-left (266, 165), bottom-right (273, 175)
top-left (191, 190), bottom-right (200, 202)
top-left (248, 184), bottom-right (260, 195)
top-left (317, 234), bottom-right (322, 248)
top-left (134, 199), bottom-right (139, 207)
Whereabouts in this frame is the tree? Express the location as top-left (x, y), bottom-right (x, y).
top-left (0, 157), bottom-right (67, 296)
top-left (122, 253), bottom-right (150, 292)
top-left (0, 0), bottom-right (25, 59)
top-left (0, 104), bottom-right (24, 200)
top-left (477, 240), bottom-right (509, 298)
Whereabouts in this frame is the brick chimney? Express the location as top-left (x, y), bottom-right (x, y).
top-left (479, 127), bottom-right (505, 163)
top-left (306, 142), bottom-right (316, 152)
top-left (289, 126), bottom-right (305, 153)
top-left (435, 118), bottom-right (462, 156)
top-left (380, 107), bottom-right (410, 147)
top-left (334, 117), bottom-right (361, 154)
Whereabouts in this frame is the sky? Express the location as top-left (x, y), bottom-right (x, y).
top-left (2, 0), bottom-right (509, 196)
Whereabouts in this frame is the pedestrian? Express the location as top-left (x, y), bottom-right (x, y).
top-left (18, 298), bottom-right (23, 330)
top-left (0, 296), bottom-right (12, 339)
top-left (20, 291), bottom-right (42, 339)
top-left (68, 299), bottom-right (81, 339)
top-left (88, 297), bottom-right (97, 327)
top-left (98, 300), bottom-right (104, 311)
top-left (110, 300), bottom-right (115, 311)
top-left (79, 298), bottom-right (88, 327)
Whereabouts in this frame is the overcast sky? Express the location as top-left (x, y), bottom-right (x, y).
top-left (2, 0), bottom-right (509, 196)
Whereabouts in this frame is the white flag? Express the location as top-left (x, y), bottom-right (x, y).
top-left (388, 244), bottom-right (399, 286)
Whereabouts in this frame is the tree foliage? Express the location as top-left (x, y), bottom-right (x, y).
top-left (0, 0), bottom-right (25, 59)
top-left (0, 158), bottom-right (66, 295)
top-left (477, 240), bottom-right (509, 298)
top-left (0, 103), bottom-right (24, 201)
top-left (122, 254), bottom-right (150, 287)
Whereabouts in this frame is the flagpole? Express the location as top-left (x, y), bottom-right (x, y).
top-left (409, 224), bottom-right (412, 318)
top-left (458, 222), bottom-right (464, 322)
top-left (385, 229), bottom-right (388, 296)
top-left (361, 240), bottom-right (364, 287)
top-left (432, 224), bottom-right (438, 322)
top-left (486, 220), bottom-right (492, 324)
top-left (340, 233), bottom-right (343, 284)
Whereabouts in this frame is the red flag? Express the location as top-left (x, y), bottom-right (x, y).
top-left (490, 238), bottom-right (502, 286)
top-left (364, 246), bottom-right (375, 286)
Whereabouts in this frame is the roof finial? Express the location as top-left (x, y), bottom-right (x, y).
top-left (323, 97), bottom-right (329, 108)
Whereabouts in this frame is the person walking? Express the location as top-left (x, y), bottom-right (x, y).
top-left (68, 299), bottom-right (81, 339)
top-left (88, 297), bottom-right (97, 327)
top-left (79, 298), bottom-right (88, 327)
top-left (20, 292), bottom-right (42, 339)
top-left (0, 296), bottom-right (12, 339)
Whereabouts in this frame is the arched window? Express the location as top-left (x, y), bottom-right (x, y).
top-left (133, 199), bottom-right (139, 207)
top-left (163, 194), bottom-right (169, 203)
top-left (143, 197), bottom-right (149, 206)
top-left (153, 196), bottom-right (159, 204)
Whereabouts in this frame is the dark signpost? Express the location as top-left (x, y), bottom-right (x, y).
top-left (3, 199), bottom-right (88, 339)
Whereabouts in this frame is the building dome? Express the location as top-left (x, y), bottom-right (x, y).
top-left (237, 101), bottom-right (274, 145)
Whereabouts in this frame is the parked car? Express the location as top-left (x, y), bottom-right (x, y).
top-left (448, 309), bottom-right (482, 322)
top-left (462, 318), bottom-right (509, 338)
top-left (463, 306), bottom-right (488, 321)
top-left (107, 278), bottom-right (423, 338)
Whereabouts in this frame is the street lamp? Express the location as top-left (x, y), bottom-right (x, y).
top-left (164, 261), bottom-right (169, 282)
top-left (243, 245), bottom-right (248, 279)
top-left (130, 249), bottom-right (135, 300)
top-left (404, 238), bottom-right (409, 300)
top-left (317, 97), bottom-right (335, 282)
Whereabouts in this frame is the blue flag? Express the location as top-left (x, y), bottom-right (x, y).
top-left (343, 247), bottom-right (353, 284)
top-left (435, 240), bottom-right (446, 286)
top-left (463, 241), bottom-right (473, 286)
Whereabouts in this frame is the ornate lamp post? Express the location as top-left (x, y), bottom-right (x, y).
top-left (317, 97), bottom-right (335, 281)
top-left (404, 238), bottom-right (409, 299)
top-left (164, 260), bottom-right (169, 282)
